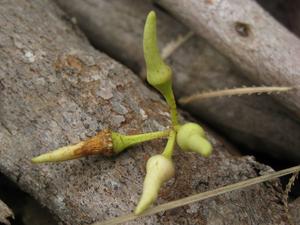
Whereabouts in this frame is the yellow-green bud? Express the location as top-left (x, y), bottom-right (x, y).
top-left (176, 123), bottom-right (212, 157)
top-left (143, 11), bottom-right (172, 93)
top-left (134, 155), bottom-right (175, 215)
top-left (143, 11), bottom-right (178, 126)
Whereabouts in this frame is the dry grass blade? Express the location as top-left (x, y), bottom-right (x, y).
top-left (283, 172), bottom-right (299, 225)
top-left (179, 86), bottom-right (294, 104)
top-left (93, 165), bottom-right (300, 225)
top-left (161, 31), bottom-right (194, 59)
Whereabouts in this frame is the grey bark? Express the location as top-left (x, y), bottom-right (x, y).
top-left (155, 0), bottom-right (300, 118)
top-left (257, 0), bottom-right (300, 39)
top-left (0, 0), bottom-right (290, 224)
top-left (55, 0), bottom-right (300, 162)
top-left (0, 199), bottom-right (13, 225)
top-left (290, 197), bottom-right (300, 225)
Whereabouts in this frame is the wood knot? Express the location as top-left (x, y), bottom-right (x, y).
top-left (235, 22), bottom-right (251, 37)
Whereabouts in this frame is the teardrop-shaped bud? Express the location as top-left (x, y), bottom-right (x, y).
top-left (143, 11), bottom-right (172, 93)
top-left (177, 123), bottom-right (212, 157)
top-left (143, 11), bottom-right (179, 126)
top-left (134, 154), bottom-right (175, 215)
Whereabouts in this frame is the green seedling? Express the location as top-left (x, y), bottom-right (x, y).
top-left (31, 10), bottom-right (213, 215)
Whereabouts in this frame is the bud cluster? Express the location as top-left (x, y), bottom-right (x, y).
top-left (31, 10), bottom-right (213, 216)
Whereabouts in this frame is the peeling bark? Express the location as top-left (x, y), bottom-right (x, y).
top-left (0, 0), bottom-right (290, 224)
top-left (55, 0), bottom-right (300, 162)
top-left (0, 199), bottom-right (13, 225)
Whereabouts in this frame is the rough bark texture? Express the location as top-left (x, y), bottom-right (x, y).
top-left (155, 0), bottom-right (300, 119)
top-left (290, 197), bottom-right (300, 225)
top-left (0, 172), bottom-right (57, 225)
top-left (0, 199), bottom-right (13, 225)
top-left (55, 0), bottom-right (300, 162)
top-left (0, 0), bottom-right (290, 224)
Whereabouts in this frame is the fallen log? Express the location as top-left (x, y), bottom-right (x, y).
top-left (155, 0), bottom-right (300, 118)
top-left (55, 0), bottom-right (300, 162)
top-left (0, 0), bottom-right (290, 224)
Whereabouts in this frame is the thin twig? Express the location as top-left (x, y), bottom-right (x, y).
top-left (179, 86), bottom-right (294, 104)
top-left (161, 31), bottom-right (194, 59)
top-left (283, 172), bottom-right (299, 225)
top-left (92, 165), bottom-right (300, 225)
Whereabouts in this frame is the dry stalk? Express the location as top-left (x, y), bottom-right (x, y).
top-left (283, 172), bottom-right (299, 225)
top-left (161, 31), bottom-right (194, 59)
top-left (179, 86), bottom-right (295, 104)
top-left (93, 165), bottom-right (300, 225)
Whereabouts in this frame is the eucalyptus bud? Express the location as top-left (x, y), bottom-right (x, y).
top-left (143, 11), bottom-right (172, 93)
top-left (177, 123), bottom-right (212, 157)
top-left (31, 130), bottom-right (114, 163)
top-left (134, 154), bottom-right (175, 215)
top-left (143, 11), bottom-right (178, 126)
top-left (31, 129), bottom-right (169, 163)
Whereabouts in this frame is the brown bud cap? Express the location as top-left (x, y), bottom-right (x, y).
top-left (75, 129), bottom-right (114, 157)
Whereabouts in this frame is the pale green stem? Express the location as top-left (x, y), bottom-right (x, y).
top-left (162, 130), bottom-right (176, 159)
top-left (160, 82), bottom-right (178, 127)
top-left (112, 130), bottom-right (170, 154)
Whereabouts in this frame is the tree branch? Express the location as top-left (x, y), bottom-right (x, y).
top-left (155, 0), bottom-right (300, 118)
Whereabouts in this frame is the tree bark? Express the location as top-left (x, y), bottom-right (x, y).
top-left (155, 0), bottom-right (300, 119)
top-left (55, 0), bottom-right (300, 162)
top-left (0, 199), bottom-right (13, 225)
top-left (0, 0), bottom-right (290, 224)
top-left (290, 197), bottom-right (300, 225)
